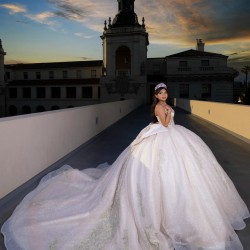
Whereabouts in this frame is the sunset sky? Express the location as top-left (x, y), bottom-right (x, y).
top-left (1, 0), bottom-right (250, 74)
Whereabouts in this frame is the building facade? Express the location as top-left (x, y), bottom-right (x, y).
top-left (0, 1), bottom-right (238, 117)
top-left (3, 61), bottom-right (102, 116)
top-left (165, 40), bottom-right (237, 103)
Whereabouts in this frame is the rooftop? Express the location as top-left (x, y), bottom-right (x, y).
top-left (0, 105), bottom-right (249, 249)
top-left (166, 49), bottom-right (227, 58)
top-left (5, 60), bottom-right (103, 70)
top-left (7, 78), bottom-right (100, 86)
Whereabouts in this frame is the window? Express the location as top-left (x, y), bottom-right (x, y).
top-left (9, 105), bottom-right (17, 116)
top-left (36, 72), bottom-right (41, 79)
top-left (201, 84), bottom-right (211, 98)
top-left (22, 105), bottom-right (31, 114)
top-left (179, 61), bottom-right (188, 67)
top-left (178, 61), bottom-right (191, 71)
top-left (9, 88), bottom-right (17, 98)
top-left (51, 87), bottom-right (61, 98)
top-left (23, 87), bottom-right (31, 98)
top-left (82, 87), bottom-right (92, 98)
top-left (49, 71), bottom-right (54, 79)
top-left (117, 70), bottom-right (129, 76)
top-left (51, 106), bottom-right (60, 110)
top-left (91, 70), bottom-right (96, 78)
top-left (201, 60), bottom-right (209, 66)
top-left (200, 60), bottom-right (213, 71)
top-left (5, 71), bottom-right (10, 80)
top-left (76, 70), bottom-right (82, 79)
top-left (66, 87), bottom-right (76, 98)
top-left (62, 70), bottom-right (68, 79)
top-left (153, 64), bottom-right (160, 74)
top-left (36, 106), bottom-right (45, 112)
top-left (179, 84), bottom-right (189, 98)
top-left (37, 87), bottom-right (46, 98)
top-left (23, 72), bottom-right (28, 80)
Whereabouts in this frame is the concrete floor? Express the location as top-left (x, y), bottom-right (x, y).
top-left (0, 105), bottom-right (250, 249)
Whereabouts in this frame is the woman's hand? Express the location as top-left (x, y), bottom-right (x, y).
top-left (155, 104), bottom-right (172, 127)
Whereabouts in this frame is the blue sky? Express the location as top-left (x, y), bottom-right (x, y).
top-left (0, 0), bottom-right (250, 73)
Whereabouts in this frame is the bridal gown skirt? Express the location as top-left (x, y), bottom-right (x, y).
top-left (1, 123), bottom-right (249, 250)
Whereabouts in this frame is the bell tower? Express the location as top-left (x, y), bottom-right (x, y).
top-left (100, 0), bottom-right (149, 102)
top-left (0, 39), bottom-right (6, 117)
top-left (0, 39), bottom-right (6, 86)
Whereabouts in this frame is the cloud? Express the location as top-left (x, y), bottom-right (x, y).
top-left (16, 20), bottom-right (29, 24)
top-left (133, 0), bottom-right (250, 47)
top-left (33, 0), bottom-right (250, 48)
top-left (44, 0), bottom-right (250, 61)
top-left (2, 0), bottom-right (250, 48)
top-left (25, 11), bottom-right (56, 26)
top-left (80, 56), bottom-right (93, 60)
top-left (48, 0), bottom-right (116, 28)
top-left (48, 0), bottom-right (113, 20)
top-left (74, 32), bottom-right (93, 39)
top-left (2, 0), bottom-right (250, 66)
top-left (0, 3), bottom-right (26, 14)
top-left (49, 0), bottom-right (87, 20)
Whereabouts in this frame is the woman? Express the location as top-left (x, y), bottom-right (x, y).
top-left (1, 83), bottom-right (249, 250)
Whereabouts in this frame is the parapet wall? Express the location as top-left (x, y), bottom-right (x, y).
top-left (0, 99), bottom-right (143, 198)
top-left (175, 98), bottom-right (250, 144)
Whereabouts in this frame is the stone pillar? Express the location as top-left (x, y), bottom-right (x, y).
top-left (0, 39), bottom-right (6, 117)
top-left (0, 39), bottom-right (6, 85)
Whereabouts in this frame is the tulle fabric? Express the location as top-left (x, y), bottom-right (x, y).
top-left (1, 113), bottom-right (249, 250)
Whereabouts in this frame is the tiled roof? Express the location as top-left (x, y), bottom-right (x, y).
top-left (5, 60), bottom-right (103, 70)
top-left (166, 49), bottom-right (227, 58)
top-left (7, 78), bottom-right (100, 86)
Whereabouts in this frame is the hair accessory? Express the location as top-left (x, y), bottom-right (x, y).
top-left (154, 82), bottom-right (167, 91)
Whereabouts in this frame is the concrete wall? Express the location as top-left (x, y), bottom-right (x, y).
top-left (175, 98), bottom-right (250, 144)
top-left (0, 99), bottom-right (143, 198)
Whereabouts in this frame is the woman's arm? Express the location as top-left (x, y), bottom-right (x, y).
top-left (155, 104), bottom-right (172, 127)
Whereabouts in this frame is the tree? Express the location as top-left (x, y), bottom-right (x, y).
top-left (241, 65), bottom-right (250, 88)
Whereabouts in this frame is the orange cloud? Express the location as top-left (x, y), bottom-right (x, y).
top-left (0, 3), bottom-right (26, 14)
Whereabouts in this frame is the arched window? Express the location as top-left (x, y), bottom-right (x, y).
top-left (36, 105), bottom-right (45, 112)
top-left (116, 46), bottom-right (131, 71)
top-left (9, 105), bottom-right (17, 116)
top-left (51, 105), bottom-right (60, 110)
top-left (22, 105), bottom-right (31, 114)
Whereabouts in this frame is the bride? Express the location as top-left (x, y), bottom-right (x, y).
top-left (1, 83), bottom-right (249, 250)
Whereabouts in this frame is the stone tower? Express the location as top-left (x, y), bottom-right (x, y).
top-left (0, 39), bottom-right (6, 85)
top-left (0, 39), bottom-right (6, 117)
top-left (100, 0), bottom-right (149, 102)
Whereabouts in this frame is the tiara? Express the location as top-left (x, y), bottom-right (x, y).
top-left (154, 83), bottom-right (167, 91)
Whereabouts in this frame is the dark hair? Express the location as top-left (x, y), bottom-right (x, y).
top-left (151, 86), bottom-right (168, 123)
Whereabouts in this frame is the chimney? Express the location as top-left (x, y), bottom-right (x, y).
top-left (196, 39), bottom-right (204, 52)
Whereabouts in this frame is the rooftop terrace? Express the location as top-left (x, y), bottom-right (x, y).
top-left (0, 105), bottom-right (249, 249)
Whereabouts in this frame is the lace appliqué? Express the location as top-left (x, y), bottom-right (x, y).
top-left (137, 187), bottom-right (145, 218)
top-left (144, 225), bottom-right (160, 250)
top-left (49, 239), bottom-right (58, 250)
top-left (72, 162), bottom-right (126, 249)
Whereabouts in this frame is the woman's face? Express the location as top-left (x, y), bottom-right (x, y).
top-left (155, 88), bottom-right (168, 102)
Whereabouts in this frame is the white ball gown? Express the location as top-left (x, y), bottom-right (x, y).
top-left (1, 110), bottom-right (249, 250)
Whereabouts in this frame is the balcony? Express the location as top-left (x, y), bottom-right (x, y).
top-left (177, 67), bottom-right (192, 72)
top-left (0, 101), bottom-right (249, 249)
top-left (200, 66), bottom-right (214, 71)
